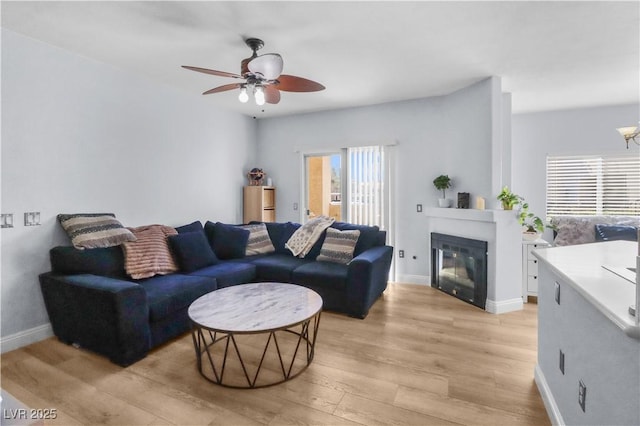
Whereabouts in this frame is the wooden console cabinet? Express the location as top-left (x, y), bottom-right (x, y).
top-left (243, 186), bottom-right (276, 223)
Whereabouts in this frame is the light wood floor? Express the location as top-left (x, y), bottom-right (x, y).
top-left (1, 283), bottom-right (550, 425)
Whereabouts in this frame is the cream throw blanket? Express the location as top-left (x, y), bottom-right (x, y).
top-left (286, 215), bottom-right (336, 258)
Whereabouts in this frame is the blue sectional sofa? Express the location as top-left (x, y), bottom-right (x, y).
top-left (39, 220), bottom-right (393, 366)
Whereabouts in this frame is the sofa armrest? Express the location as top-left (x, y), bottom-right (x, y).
top-left (39, 272), bottom-right (150, 366)
top-left (346, 245), bottom-right (394, 318)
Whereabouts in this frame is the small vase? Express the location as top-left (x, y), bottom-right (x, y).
top-left (438, 198), bottom-right (452, 208)
top-left (522, 231), bottom-right (541, 241)
top-left (502, 202), bottom-right (513, 210)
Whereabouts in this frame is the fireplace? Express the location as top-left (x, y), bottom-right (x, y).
top-left (431, 232), bottom-right (488, 309)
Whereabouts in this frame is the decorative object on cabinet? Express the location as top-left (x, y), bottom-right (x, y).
top-left (243, 186), bottom-right (276, 223)
top-left (522, 238), bottom-right (550, 301)
top-left (457, 192), bottom-right (470, 209)
top-left (247, 168), bottom-right (266, 186)
top-left (518, 202), bottom-right (555, 240)
top-left (432, 174), bottom-right (452, 208)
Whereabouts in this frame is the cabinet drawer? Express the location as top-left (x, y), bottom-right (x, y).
top-left (527, 259), bottom-right (539, 275)
top-left (263, 209), bottom-right (276, 222)
top-left (527, 275), bottom-right (539, 293)
top-left (263, 189), bottom-right (275, 208)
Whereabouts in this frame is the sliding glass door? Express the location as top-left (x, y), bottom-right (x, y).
top-left (304, 153), bottom-right (343, 222)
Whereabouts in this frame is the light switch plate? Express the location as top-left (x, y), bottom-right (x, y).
top-left (24, 212), bottom-right (41, 226)
top-left (1, 213), bottom-right (14, 228)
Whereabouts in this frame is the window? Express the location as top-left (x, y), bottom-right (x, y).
top-left (546, 153), bottom-right (640, 216)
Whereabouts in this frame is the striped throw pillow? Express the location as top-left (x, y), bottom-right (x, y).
top-left (316, 228), bottom-right (360, 264)
top-left (58, 213), bottom-right (136, 250)
top-left (243, 223), bottom-right (275, 256)
top-left (122, 225), bottom-right (179, 279)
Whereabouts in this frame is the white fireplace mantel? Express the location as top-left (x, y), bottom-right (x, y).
top-left (425, 207), bottom-right (523, 314)
top-left (424, 207), bottom-right (516, 223)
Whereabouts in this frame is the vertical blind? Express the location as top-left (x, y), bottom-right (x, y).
top-left (546, 153), bottom-right (640, 216)
top-left (347, 146), bottom-right (385, 227)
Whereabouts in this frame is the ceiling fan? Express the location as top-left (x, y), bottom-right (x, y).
top-left (182, 38), bottom-right (325, 106)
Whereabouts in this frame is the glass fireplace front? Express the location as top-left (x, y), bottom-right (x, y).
top-left (431, 232), bottom-right (488, 309)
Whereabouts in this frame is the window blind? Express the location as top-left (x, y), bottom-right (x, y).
top-left (347, 146), bottom-right (385, 227)
top-left (546, 153), bottom-right (640, 216)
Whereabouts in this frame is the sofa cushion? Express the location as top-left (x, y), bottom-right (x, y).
top-left (317, 228), bottom-right (360, 264)
top-left (49, 246), bottom-right (126, 278)
top-left (595, 224), bottom-right (638, 242)
top-left (331, 222), bottom-right (381, 256)
top-left (190, 262), bottom-right (257, 288)
top-left (175, 221), bottom-right (204, 234)
top-left (57, 213), bottom-right (137, 250)
top-left (122, 225), bottom-right (179, 279)
top-left (242, 223), bottom-right (275, 255)
top-left (137, 274), bottom-right (217, 322)
top-left (168, 231), bottom-right (219, 273)
top-left (292, 261), bottom-right (349, 291)
top-left (249, 254), bottom-right (312, 283)
top-left (204, 221), bottom-right (250, 260)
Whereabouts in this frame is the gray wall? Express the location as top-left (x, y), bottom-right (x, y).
top-left (1, 30), bottom-right (257, 345)
top-left (512, 103), bottom-right (640, 241)
top-left (256, 77), bottom-right (503, 282)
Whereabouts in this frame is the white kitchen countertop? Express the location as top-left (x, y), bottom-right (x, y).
top-left (533, 241), bottom-right (639, 339)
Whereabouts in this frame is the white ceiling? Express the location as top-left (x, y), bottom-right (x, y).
top-left (2, 1), bottom-right (639, 118)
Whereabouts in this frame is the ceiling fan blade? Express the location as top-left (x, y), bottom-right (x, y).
top-left (277, 75), bottom-right (325, 92)
top-left (248, 54), bottom-right (283, 80)
top-left (182, 65), bottom-right (243, 79)
top-left (264, 85), bottom-right (281, 104)
top-left (202, 83), bottom-right (242, 95)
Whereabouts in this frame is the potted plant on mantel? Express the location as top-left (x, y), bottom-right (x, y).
top-left (496, 186), bottom-right (523, 210)
top-left (433, 175), bottom-right (452, 208)
top-left (518, 202), bottom-right (556, 241)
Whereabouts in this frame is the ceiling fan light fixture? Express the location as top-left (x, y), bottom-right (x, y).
top-left (238, 86), bottom-right (249, 103)
top-left (254, 85), bottom-right (266, 106)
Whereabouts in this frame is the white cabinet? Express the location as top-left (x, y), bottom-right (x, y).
top-left (522, 238), bottom-right (550, 302)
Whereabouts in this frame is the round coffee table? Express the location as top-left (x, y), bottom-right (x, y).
top-left (188, 282), bottom-right (323, 388)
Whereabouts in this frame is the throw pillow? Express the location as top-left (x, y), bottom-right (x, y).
top-left (168, 231), bottom-right (218, 272)
top-left (121, 225), bottom-right (179, 279)
top-left (175, 220), bottom-right (204, 234)
top-left (595, 224), bottom-right (638, 242)
top-left (243, 223), bottom-right (275, 256)
top-left (316, 228), bottom-right (361, 264)
top-left (331, 222), bottom-right (380, 256)
top-left (204, 221), bottom-right (250, 260)
top-left (58, 213), bottom-right (136, 250)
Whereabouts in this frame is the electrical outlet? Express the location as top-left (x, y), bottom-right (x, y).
top-left (559, 350), bottom-right (565, 374)
top-left (416, 204), bottom-right (423, 213)
top-left (293, 203), bottom-right (298, 211)
top-left (398, 250), bottom-right (404, 258)
top-left (578, 380), bottom-right (587, 412)
top-left (555, 281), bottom-right (561, 304)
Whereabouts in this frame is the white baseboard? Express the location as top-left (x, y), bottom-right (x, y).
top-left (485, 297), bottom-right (523, 314)
top-left (395, 274), bottom-right (430, 285)
top-left (534, 364), bottom-right (564, 426)
top-left (1, 323), bottom-right (53, 353)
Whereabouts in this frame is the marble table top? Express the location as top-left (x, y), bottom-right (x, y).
top-left (188, 282), bottom-right (323, 333)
